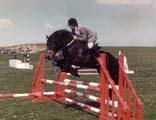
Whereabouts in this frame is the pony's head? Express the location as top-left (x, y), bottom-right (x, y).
top-left (45, 29), bottom-right (73, 60)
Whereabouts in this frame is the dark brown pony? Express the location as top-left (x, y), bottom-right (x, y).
top-left (46, 29), bottom-right (119, 84)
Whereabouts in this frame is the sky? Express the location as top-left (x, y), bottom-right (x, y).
top-left (0, 0), bottom-right (156, 47)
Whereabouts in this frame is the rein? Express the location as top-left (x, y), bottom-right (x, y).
top-left (47, 39), bottom-right (76, 59)
top-left (55, 39), bottom-right (75, 56)
top-left (67, 39), bottom-right (75, 47)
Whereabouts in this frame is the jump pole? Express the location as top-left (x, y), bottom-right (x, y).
top-left (41, 79), bottom-right (100, 92)
top-left (0, 92), bottom-right (55, 99)
top-left (63, 78), bottom-right (119, 90)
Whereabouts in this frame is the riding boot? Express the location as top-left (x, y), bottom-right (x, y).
top-left (90, 45), bottom-right (100, 57)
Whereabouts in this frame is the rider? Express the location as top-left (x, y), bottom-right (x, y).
top-left (68, 18), bottom-right (99, 57)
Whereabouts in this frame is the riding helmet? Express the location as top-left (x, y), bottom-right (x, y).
top-left (68, 18), bottom-right (78, 26)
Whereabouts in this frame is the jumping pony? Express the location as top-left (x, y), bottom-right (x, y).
top-left (45, 29), bottom-right (119, 84)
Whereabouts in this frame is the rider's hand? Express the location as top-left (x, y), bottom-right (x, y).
top-left (72, 28), bottom-right (76, 35)
top-left (87, 42), bottom-right (94, 49)
top-left (73, 35), bottom-right (77, 40)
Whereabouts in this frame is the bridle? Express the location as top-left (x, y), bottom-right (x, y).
top-left (46, 38), bottom-right (76, 60)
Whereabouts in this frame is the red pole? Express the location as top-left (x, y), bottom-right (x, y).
top-left (138, 102), bottom-right (143, 120)
top-left (31, 53), bottom-right (45, 97)
top-left (54, 72), bottom-right (67, 102)
top-left (99, 54), bottom-right (106, 120)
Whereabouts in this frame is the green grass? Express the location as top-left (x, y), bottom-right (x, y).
top-left (0, 47), bottom-right (155, 120)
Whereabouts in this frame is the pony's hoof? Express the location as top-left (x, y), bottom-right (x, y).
top-left (71, 69), bottom-right (80, 77)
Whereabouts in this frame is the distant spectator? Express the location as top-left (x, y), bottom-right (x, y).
top-left (13, 51), bottom-right (17, 59)
top-left (23, 52), bottom-right (30, 63)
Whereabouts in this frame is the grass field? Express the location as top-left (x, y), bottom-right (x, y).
top-left (0, 47), bottom-right (155, 120)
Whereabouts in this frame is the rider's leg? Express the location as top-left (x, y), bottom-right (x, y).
top-left (89, 44), bottom-right (100, 57)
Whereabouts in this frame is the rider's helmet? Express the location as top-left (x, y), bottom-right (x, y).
top-left (68, 18), bottom-right (78, 27)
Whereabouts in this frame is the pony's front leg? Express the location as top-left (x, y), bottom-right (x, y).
top-left (57, 60), bottom-right (80, 77)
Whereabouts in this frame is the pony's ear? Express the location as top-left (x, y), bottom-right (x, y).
top-left (46, 35), bottom-right (49, 39)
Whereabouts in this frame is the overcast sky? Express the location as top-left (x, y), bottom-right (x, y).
top-left (0, 0), bottom-right (156, 46)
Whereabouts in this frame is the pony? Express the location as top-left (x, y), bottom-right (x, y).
top-left (45, 29), bottom-right (119, 84)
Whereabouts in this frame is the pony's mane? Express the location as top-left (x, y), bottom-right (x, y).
top-left (47, 29), bottom-right (73, 51)
top-left (48, 29), bottom-right (72, 40)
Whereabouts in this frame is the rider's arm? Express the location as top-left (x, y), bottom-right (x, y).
top-left (74, 28), bottom-right (88, 41)
top-left (73, 26), bottom-right (89, 41)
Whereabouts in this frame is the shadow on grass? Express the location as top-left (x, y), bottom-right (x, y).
top-left (62, 101), bottom-right (99, 118)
